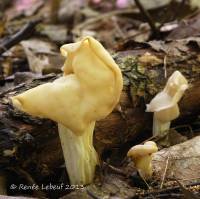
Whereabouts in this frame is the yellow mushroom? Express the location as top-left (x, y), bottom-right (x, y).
top-left (11, 36), bottom-right (123, 185)
top-left (127, 141), bottom-right (158, 180)
top-left (146, 71), bottom-right (188, 136)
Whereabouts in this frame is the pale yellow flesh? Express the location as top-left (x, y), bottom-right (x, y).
top-left (11, 36), bottom-right (123, 185)
top-left (153, 115), bottom-right (170, 137)
top-left (135, 155), bottom-right (153, 180)
top-left (58, 122), bottom-right (99, 185)
top-left (146, 71), bottom-right (188, 136)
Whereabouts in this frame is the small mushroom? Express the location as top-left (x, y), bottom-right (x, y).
top-left (146, 71), bottom-right (188, 136)
top-left (11, 36), bottom-right (123, 185)
top-left (127, 141), bottom-right (158, 180)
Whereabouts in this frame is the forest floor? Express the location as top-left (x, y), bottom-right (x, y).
top-left (0, 0), bottom-right (200, 199)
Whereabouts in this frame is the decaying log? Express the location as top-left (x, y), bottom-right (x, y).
top-left (1, 38), bottom-right (200, 197)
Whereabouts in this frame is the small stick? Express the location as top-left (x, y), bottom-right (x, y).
top-left (163, 55), bottom-right (167, 78)
top-left (160, 154), bottom-right (170, 189)
top-left (141, 181), bottom-right (200, 197)
top-left (50, 0), bottom-right (61, 23)
top-left (73, 8), bottom-right (136, 35)
top-left (134, 0), bottom-right (160, 37)
top-left (103, 162), bottom-right (127, 177)
top-left (176, 179), bottom-right (199, 199)
top-left (0, 20), bottom-right (41, 56)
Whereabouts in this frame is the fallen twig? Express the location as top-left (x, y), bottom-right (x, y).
top-left (0, 20), bottom-right (41, 56)
top-left (175, 179), bottom-right (199, 199)
top-left (134, 0), bottom-right (160, 37)
top-left (73, 8), bottom-right (136, 36)
top-left (138, 181), bottom-right (200, 198)
top-left (160, 155), bottom-right (170, 189)
top-left (102, 162), bottom-right (127, 177)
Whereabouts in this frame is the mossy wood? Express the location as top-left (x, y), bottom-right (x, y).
top-left (0, 39), bottom-right (200, 192)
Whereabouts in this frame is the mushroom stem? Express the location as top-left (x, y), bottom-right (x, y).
top-left (58, 122), bottom-right (99, 185)
top-left (135, 155), bottom-right (153, 180)
top-left (153, 115), bottom-right (170, 137)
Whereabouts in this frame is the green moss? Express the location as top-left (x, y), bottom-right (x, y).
top-left (117, 56), bottom-right (155, 103)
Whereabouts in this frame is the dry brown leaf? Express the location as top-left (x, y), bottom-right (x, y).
top-left (153, 136), bottom-right (200, 181)
top-left (20, 39), bottom-right (64, 73)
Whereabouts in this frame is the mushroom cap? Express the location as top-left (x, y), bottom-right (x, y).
top-left (146, 91), bottom-right (173, 112)
top-left (154, 104), bottom-right (179, 122)
top-left (146, 71), bottom-right (188, 122)
top-left (127, 141), bottom-right (158, 158)
top-left (11, 36), bottom-right (123, 135)
top-left (164, 71), bottom-right (188, 98)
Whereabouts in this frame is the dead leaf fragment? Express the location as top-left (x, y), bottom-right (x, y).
top-left (153, 136), bottom-right (200, 181)
top-left (167, 13), bottom-right (200, 40)
top-left (37, 24), bottom-right (67, 43)
top-left (20, 39), bottom-right (64, 73)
